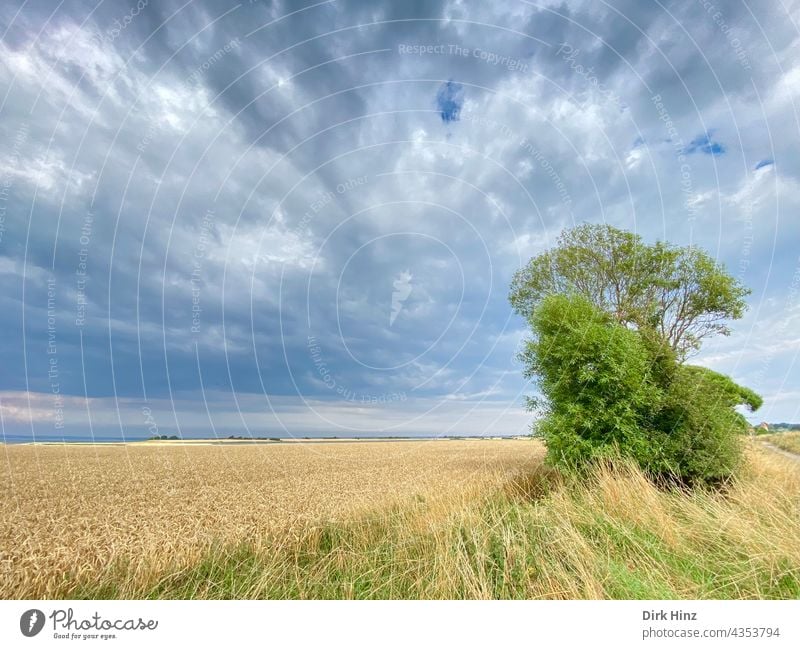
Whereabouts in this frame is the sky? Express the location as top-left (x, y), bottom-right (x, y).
top-left (0, 0), bottom-right (799, 441)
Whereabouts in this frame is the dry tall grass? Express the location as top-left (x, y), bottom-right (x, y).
top-left (2, 440), bottom-right (799, 599)
top-left (760, 432), bottom-right (800, 455)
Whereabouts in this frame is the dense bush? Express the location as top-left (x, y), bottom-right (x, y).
top-left (648, 365), bottom-right (762, 483)
top-left (523, 294), bottom-right (761, 484)
top-left (521, 295), bottom-right (660, 468)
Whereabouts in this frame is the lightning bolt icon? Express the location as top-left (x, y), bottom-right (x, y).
top-left (28, 611), bottom-right (38, 632)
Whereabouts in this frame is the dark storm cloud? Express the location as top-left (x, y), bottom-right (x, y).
top-left (1, 0), bottom-right (799, 438)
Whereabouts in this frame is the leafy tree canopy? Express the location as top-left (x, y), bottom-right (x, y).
top-left (509, 224), bottom-right (750, 359)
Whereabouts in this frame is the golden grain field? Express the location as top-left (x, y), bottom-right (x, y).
top-left (3, 439), bottom-right (799, 600)
top-left (0, 440), bottom-right (543, 599)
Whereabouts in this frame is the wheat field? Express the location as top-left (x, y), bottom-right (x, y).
top-left (1, 439), bottom-right (799, 599)
top-left (0, 439), bottom-right (542, 598)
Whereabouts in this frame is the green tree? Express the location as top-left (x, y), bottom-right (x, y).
top-left (512, 225), bottom-right (762, 485)
top-left (509, 224), bottom-right (750, 359)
